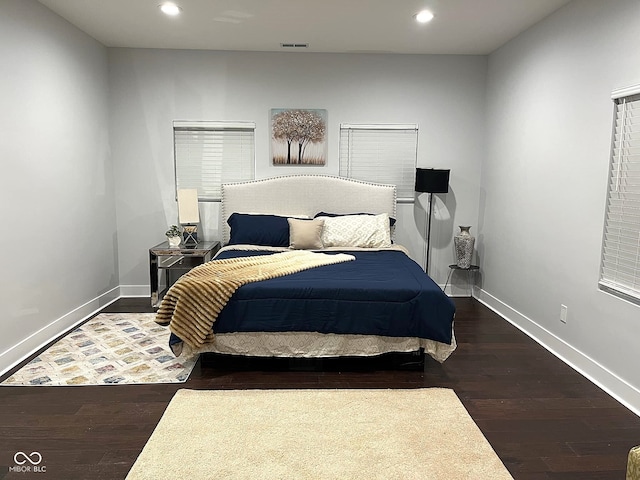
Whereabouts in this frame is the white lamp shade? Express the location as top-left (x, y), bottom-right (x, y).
top-left (177, 189), bottom-right (200, 223)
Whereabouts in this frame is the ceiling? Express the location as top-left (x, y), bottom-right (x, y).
top-left (38, 0), bottom-right (572, 55)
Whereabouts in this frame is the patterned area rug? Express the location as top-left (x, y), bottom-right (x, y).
top-left (2, 313), bottom-right (198, 386)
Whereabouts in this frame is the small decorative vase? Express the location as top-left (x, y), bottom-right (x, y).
top-left (454, 226), bottom-right (475, 269)
top-left (167, 236), bottom-right (181, 247)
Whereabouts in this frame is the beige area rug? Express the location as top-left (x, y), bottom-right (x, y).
top-left (2, 313), bottom-right (198, 385)
top-left (127, 388), bottom-right (513, 480)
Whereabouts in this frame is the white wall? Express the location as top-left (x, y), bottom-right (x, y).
top-left (481, 0), bottom-right (640, 412)
top-left (0, 0), bottom-right (118, 375)
top-left (108, 49), bottom-right (487, 292)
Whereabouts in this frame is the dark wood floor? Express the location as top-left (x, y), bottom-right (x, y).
top-left (1, 297), bottom-right (638, 479)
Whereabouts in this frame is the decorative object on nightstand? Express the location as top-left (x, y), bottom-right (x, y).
top-left (415, 168), bottom-right (450, 275)
top-left (149, 240), bottom-right (220, 308)
top-left (165, 225), bottom-right (181, 247)
top-left (177, 188), bottom-right (200, 246)
top-left (454, 225), bottom-right (475, 268)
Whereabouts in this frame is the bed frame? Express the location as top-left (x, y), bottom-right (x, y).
top-left (178, 175), bottom-right (455, 364)
top-left (221, 175), bottom-right (397, 244)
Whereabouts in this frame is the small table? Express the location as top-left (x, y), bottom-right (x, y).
top-left (149, 240), bottom-right (220, 308)
top-left (443, 264), bottom-right (479, 296)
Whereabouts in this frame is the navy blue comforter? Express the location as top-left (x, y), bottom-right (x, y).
top-left (170, 248), bottom-right (455, 350)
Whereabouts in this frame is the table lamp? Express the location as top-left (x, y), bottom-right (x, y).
top-left (177, 188), bottom-right (200, 246)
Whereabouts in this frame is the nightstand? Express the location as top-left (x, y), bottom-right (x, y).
top-left (149, 240), bottom-right (221, 308)
top-left (443, 264), bottom-right (479, 297)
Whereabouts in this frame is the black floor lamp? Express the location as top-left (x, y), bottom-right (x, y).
top-left (415, 168), bottom-right (450, 275)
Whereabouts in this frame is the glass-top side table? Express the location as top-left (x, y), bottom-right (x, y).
top-left (443, 264), bottom-right (479, 297)
top-left (149, 240), bottom-right (220, 308)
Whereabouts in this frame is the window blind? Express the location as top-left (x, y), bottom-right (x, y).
top-left (339, 124), bottom-right (418, 202)
top-left (173, 121), bottom-right (255, 201)
top-left (599, 88), bottom-right (640, 301)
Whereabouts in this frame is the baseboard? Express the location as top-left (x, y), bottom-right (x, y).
top-left (474, 288), bottom-right (640, 417)
top-left (120, 285), bottom-right (150, 297)
top-left (0, 286), bottom-right (121, 378)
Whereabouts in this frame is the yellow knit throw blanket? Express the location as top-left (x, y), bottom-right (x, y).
top-left (155, 250), bottom-right (355, 350)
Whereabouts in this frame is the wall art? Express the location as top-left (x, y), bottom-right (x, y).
top-left (271, 108), bottom-right (327, 166)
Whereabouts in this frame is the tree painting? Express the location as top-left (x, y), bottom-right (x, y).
top-left (271, 109), bottom-right (327, 165)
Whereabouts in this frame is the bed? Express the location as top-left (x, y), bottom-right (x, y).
top-left (157, 175), bottom-right (456, 363)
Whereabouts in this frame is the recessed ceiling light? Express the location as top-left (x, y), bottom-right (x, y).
top-left (159, 2), bottom-right (181, 16)
top-left (415, 10), bottom-right (434, 24)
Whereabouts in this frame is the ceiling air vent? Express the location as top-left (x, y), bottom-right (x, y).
top-left (280, 43), bottom-right (309, 48)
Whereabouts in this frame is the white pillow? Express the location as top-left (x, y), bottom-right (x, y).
top-left (318, 213), bottom-right (391, 248)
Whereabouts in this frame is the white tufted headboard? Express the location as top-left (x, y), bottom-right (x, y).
top-left (220, 175), bottom-right (397, 244)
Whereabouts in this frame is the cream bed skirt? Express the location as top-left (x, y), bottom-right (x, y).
top-left (180, 330), bottom-right (456, 363)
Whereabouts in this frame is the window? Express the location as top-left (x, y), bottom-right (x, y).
top-left (599, 86), bottom-right (640, 302)
top-left (339, 124), bottom-right (418, 202)
top-left (173, 121), bottom-right (255, 201)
